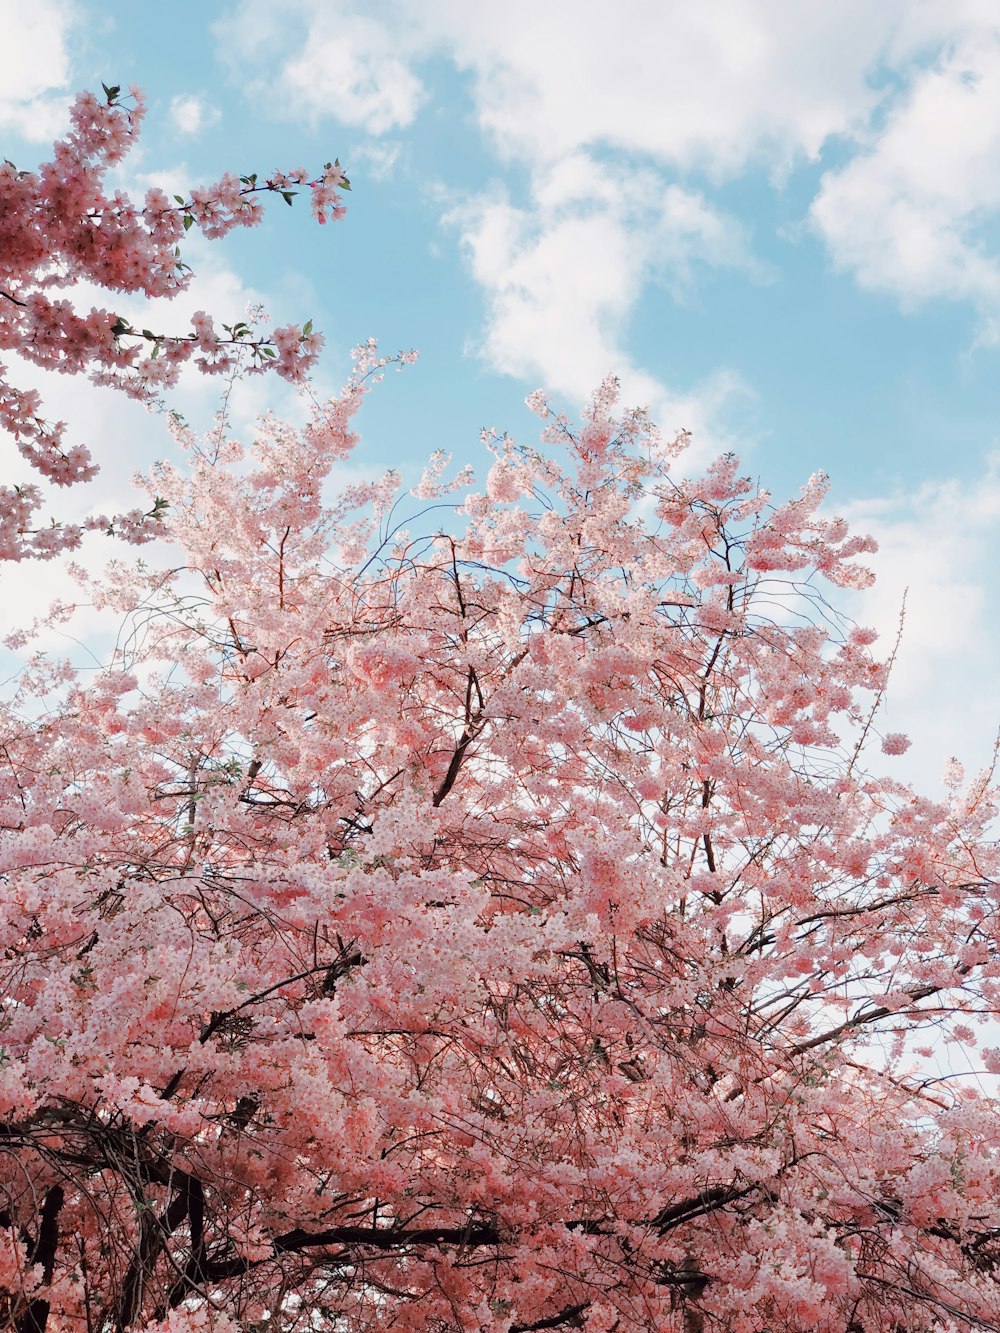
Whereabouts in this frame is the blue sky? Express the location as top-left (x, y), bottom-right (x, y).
top-left (3, 0), bottom-right (1000, 791)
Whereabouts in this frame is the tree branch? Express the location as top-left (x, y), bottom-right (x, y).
top-left (14, 1185), bottom-right (63, 1333)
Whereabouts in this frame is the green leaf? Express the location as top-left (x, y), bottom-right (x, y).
top-left (173, 194), bottom-right (185, 205)
top-left (281, 191), bottom-right (296, 205)
top-left (183, 214), bottom-right (194, 231)
top-left (302, 320), bottom-right (313, 337)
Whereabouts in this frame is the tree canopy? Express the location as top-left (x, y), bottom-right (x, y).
top-left (2, 88), bottom-right (1000, 1333)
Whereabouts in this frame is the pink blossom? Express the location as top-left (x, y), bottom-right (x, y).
top-left (881, 731), bottom-right (911, 755)
top-left (0, 84), bottom-right (347, 560)
top-left (1, 369), bottom-right (997, 1330)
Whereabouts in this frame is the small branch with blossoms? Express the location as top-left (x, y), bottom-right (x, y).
top-left (0, 82), bottom-right (350, 560)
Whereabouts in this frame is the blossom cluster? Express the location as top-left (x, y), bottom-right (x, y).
top-left (2, 367), bottom-right (998, 1330)
top-left (0, 84), bottom-right (348, 560)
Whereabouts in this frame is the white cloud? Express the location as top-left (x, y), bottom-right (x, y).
top-left (169, 94), bottom-right (221, 137)
top-left (214, 3), bottom-right (425, 133)
top-left (811, 32), bottom-right (1000, 332)
top-left (218, 0), bottom-right (902, 172)
top-left (220, 2), bottom-right (1000, 307)
top-left (351, 140), bottom-right (401, 182)
top-left (214, 1), bottom-right (1000, 326)
top-left (425, 0), bottom-right (903, 177)
top-left (213, 0), bottom-right (1000, 447)
top-left (0, 0), bottom-right (77, 141)
top-left (841, 459), bottom-right (1000, 791)
top-left (444, 155), bottom-right (763, 454)
top-left (212, 0), bottom-right (910, 455)
top-left (218, 1), bottom-right (778, 449)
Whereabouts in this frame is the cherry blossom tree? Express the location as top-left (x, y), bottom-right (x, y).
top-left (2, 352), bottom-right (1000, 1333)
top-left (0, 83), bottom-right (348, 561)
